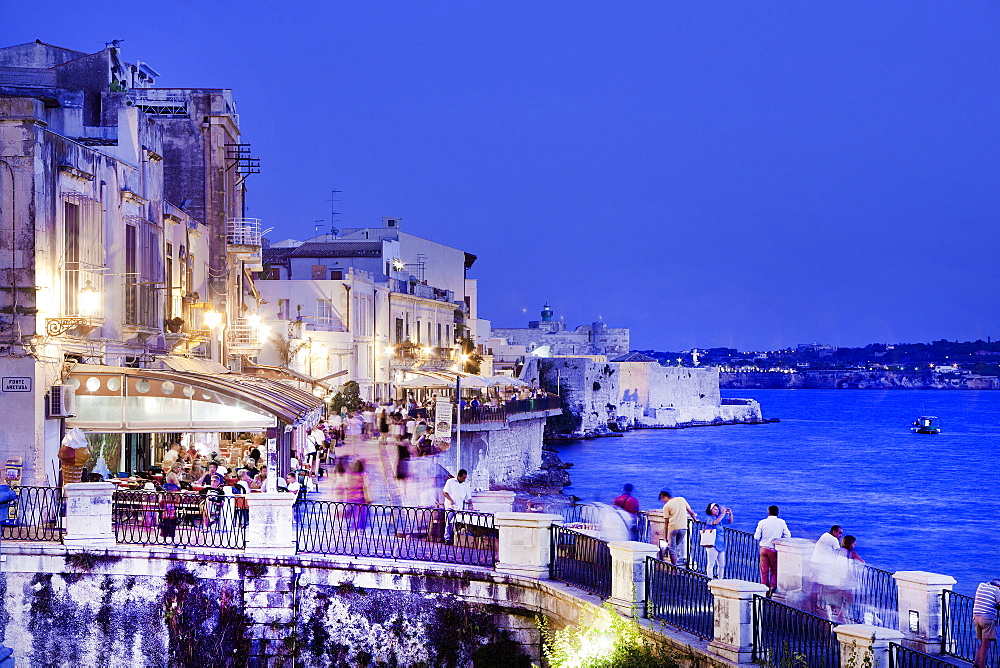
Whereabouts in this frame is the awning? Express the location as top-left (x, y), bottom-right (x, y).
top-left (240, 359), bottom-right (340, 392)
top-left (399, 371), bottom-right (492, 389)
top-left (64, 364), bottom-right (324, 433)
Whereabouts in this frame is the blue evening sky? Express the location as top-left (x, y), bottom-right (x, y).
top-left (6, 2), bottom-right (998, 350)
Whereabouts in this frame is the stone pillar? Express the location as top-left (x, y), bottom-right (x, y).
top-left (246, 493), bottom-right (297, 555)
top-left (63, 482), bottom-right (115, 548)
top-left (470, 491), bottom-right (515, 514)
top-left (835, 624), bottom-right (903, 668)
top-left (893, 571), bottom-right (956, 654)
top-left (495, 512), bottom-right (562, 579)
top-left (773, 537), bottom-right (815, 604)
top-left (707, 579), bottom-right (769, 664)
top-left (608, 540), bottom-right (660, 617)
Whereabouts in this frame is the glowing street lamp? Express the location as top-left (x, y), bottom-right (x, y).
top-left (78, 281), bottom-right (100, 317)
top-left (45, 280), bottom-right (102, 336)
top-left (203, 310), bottom-right (223, 330)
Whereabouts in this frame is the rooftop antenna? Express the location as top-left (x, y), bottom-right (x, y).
top-left (314, 220), bottom-right (324, 235)
top-left (328, 188), bottom-right (342, 236)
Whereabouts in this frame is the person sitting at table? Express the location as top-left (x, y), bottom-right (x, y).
top-left (200, 472), bottom-right (224, 529)
top-left (165, 462), bottom-right (184, 488)
top-left (197, 462), bottom-right (220, 486)
top-left (235, 469), bottom-right (255, 495)
top-left (161, 442), bottom-right (182, 470)
top-left (186, 461), bottom-right (204, 484)
top-left (250, 466), bottom-right (267, 491)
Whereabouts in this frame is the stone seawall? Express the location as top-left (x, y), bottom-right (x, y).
top-left (0, 542), bottom-right (728, 668)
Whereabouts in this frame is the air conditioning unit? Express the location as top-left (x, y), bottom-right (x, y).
top-left (48, 385), bottom-right (76, 418)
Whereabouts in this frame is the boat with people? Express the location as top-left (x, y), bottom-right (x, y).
top-left (911, 416), bottom-right (941, 434)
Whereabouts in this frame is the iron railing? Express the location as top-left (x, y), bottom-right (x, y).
top-left (506, 397), bottom-right (561, 415)
top-left (686, 518), bottom-right (759, 582)
top-left (646, 557), bottom-right (714, 639)
top-left (295, 501), bottom-right (497, 568)
top-left (562, 503), bottom-right (602, 526)
top-left (852, 565), bottom-right (899, 629)
top-left (942, 589), bottom-right (999, 666)
top-left (459, 406), bottom-right (506, 424)
top-left (637, 510), bottom-right (651, 543)
top-left (550, 525), bottom-right (612, 598)
top-left (1, 486), bottom-right (63, 542)
top-left (113, 490), bottom-right (247, 550)
top-left (888, 643), bottom-right (958, 668)
top-left (752, 595), bottom-right (840, 668)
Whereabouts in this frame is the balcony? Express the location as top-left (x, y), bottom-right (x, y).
top-left (228, 319), bottom-right (265, 356)
top-left (388, 278), bottom-right (454, 303)
top-left (387, 341), bottom-right (458, 371)
top-left (226, 218), bottom-right (263, 271)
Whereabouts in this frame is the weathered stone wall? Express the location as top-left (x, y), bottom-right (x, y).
top-left (456, 416), bottom-right (545, 492)
top-left (0, 545), bottom-right (580, 667)
top-left (524, 358), bottom-right (620, 432)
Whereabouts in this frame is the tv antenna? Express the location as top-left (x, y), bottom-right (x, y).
top-left (328, 188), bottom-right (342, 236)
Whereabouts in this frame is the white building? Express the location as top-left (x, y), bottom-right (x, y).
top-left (256, 218), bottom-right (485, 401)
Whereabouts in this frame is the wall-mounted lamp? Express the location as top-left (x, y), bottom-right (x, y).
top-left (203, 310), bottom-right (223, 330)
top-left (45, 280), bottom-right (101, 336)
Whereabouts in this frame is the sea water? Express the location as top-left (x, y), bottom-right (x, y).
top-left (553, 389), bottom-right (999, 595)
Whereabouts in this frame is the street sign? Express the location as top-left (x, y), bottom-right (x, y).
top-left (1, 378), bottom-right (31, 393)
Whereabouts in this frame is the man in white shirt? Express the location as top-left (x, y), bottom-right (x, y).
top-left (753, 505), bottom-right (792, 596)
top-left (161, 442), bottom-right (181, 469)
top-left (810, 525), bottom-right (844, 614)
top-left (442, 469), bottom-right (472, 543)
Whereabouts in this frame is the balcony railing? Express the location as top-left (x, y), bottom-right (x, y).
top-left (228, 319), bottom-right (264, 355)
top-left (226, 218), bottom-right (262, 246)
top-left (387, 278), bottom-right (454, 303)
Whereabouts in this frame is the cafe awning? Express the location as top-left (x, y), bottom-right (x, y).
top-left (64, 364), bottom-right (324, 433)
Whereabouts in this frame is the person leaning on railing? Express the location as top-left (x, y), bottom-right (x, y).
top-left (973, 577), bottom-right (1000, 668)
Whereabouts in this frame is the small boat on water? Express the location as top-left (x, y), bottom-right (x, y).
top-left (911, 416), bottom-right (941, 434)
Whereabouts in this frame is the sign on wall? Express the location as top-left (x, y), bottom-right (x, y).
top-left (433, 398), bottom-right (453, 443)
top-left (1, 378), bottom-right (31, 393)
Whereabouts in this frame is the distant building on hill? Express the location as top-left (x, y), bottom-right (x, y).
top-left (490, 304), bottom-right (629, 361)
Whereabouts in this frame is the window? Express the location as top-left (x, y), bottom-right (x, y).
top-left (330, 269), bottom-right (343, 280)
top-left (415, 320), bottom-right (421, 343)
top-left (267, 266), bottom-right (280, 280)
top-left (395, 318), bottom-right (404, 343)
top-left (316, 299), bottom-right (333, 330)
top-left (437, 323), bottom-right (442, 346)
